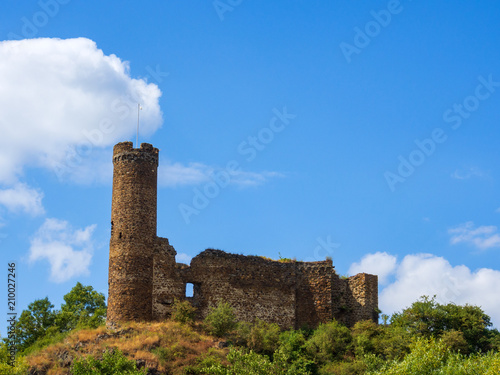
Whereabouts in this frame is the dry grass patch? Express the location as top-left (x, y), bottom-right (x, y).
top-left (25, 321), bottom-right (226, 375)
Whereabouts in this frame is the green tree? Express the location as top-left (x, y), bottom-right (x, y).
top-left (390, 296), bottom-right (493, 353)
top-left (305, 319), bottom-right (352, 363)
top-left (15, 297), bottom-right (56, 351)
top-left (204, 302), bottom-right (238, 337)
top-left (56, 282), bottom-right (107, 331)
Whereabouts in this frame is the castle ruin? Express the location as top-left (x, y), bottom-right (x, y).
top-left (108, 142), bottom-right (378, 328)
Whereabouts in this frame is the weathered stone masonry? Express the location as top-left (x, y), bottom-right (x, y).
top-left (108, 142), bottom-right (378, 328)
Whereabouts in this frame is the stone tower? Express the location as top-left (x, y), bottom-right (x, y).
top-left (108, 142), bottom-right (159, 324)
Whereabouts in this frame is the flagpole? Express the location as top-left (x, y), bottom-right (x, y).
top-left (136, 103), bottom-right (140, 148)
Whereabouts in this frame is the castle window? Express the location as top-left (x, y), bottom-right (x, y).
top-left (185, 283), bottom-right (194, 298)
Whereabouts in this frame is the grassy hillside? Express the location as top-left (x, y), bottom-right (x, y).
top-left (2, 284), bottom-right (500, 374)
top-left (23, 321), bottom-right (227, 375)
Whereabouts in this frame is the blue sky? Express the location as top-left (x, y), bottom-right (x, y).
top-left (1, 1), bottom-right (500, 333)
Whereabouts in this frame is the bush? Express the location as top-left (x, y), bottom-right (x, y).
top-left (171, 299), bottom-right (196, 324)
top-left (305, 320), bottom-right (352, 363)
top-left (274, 330), bottom-right (316, 374)
top-left (204, 302), bottom-right (238, 337)
top-left (201, 347), bottom-right (313, 375)
top-left (0, 357), bottom-right (29, 375)
top-left (247, 319), bottom-right (281, 355)
top-left (72, 349), bottom-right (146, 375)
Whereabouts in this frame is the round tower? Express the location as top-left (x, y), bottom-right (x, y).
top-left (108, 142), bottom-right (159, 324)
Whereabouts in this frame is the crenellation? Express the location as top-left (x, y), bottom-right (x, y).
top-left (107, 142), bottom-right (378, 328)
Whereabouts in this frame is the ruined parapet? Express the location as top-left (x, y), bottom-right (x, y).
top-left (295, 260), bottom-right (334, 328)
top-left (152, 237), bottom-right (185, 320)
top-left (108, 142), bottom-right (159, 324)
top-left (332, 273), bottom-right (378, 327)
top-left (187, 250), bottom-right (298, 328)
top-left (348, 273), bottom-right (378, 323)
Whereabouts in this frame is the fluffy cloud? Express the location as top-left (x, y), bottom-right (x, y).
top-left (0, 37), bottom-right (162, 184)
top-left (29, 218), bottom-right (96, 283)
top-left (348, 252), bottom-right (397, 285)
top-left (449, 221), bottom-right (500, 250)
top-left (352, 252), bottom-right (500, 327)
top-left (0, 183), bottom-right (44, 216)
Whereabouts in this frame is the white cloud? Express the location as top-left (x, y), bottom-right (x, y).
top-left (159, 161), bottom-right (284, 188)
top-left (348, 251), bottom-right (397, 285)
top-left (0, 37), bottom-right (162, 184)
top-left (0, 183), bottom-right (44, 216)
top-left (451, 167), bottom-right (485, 180)
top-left (449, 221), bottom-right (500, 250)
top-left (354, 252), bottom-right (500, 327)
top-left (0, 38), bottom-right (282, 191)
top-left (29, 218), bottom-right (96, 283)
top-left (176, 252), bottom-right (193, 264)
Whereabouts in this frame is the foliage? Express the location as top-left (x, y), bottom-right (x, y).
top-left (20, 326), bottom-right (69, 356)
top-left (72, 349), bottom-right (147, 375)
top-left (368, 337), bottom-right (500, 375)
top-left (440, 330), bottom-right (469, 354)
top-left (0, 357), bottom-right (29, 375)
top-left (11, 288), bottom-right (500, 375)
top-left (305, 319), bottom-right (352, 363)
top-left (171, 298), bottom-right (196, 324)
top-left (15, 297), bottom-right (57, 352)
top-left (246, 319), bottom-right (281, 355)
top-left (14, 283), bottom-right (106, 355)
top-left (56, 282), bottom-right (107, 331)
top-left (390, 296), bottom-right (493, 353)
top-left (201, 347), bottom-right (313, 375)
top-left (204, 302), bottom-right (238, 337)
top-left (0, 341), bottom-right (29, 374)
top-left (274, 330), bottom-right (316, 374)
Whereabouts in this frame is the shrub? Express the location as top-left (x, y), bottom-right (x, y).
top-left (204, 302), bottom-right (238, 337)
top-left (171, 299), bottom-right (196, 324)
top-left (201, 347), bottom-right (314, 375)
top-left (305, 320), bottom-right (352, 363)
top-left (72, 349), bottom-right (146, 375)
top-left (247, 319), bottom-right (281, 355)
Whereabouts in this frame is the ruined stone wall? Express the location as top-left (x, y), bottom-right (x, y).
top-left (348, 273), bottom-right (379, 324)
top-left (108, 142), bottom-right (159, 324)
top-left (152, 237), bottom-right (185, 320)
top-left (148, 247), bottom-right (378, 329)
top-left (331, 273), bottom-right (379, 327)
top-left (295, 261), bottom-right (334, 328)
top-left (185, 250), bottom-right (298, 329)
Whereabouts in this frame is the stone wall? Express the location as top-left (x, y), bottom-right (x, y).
top-left (150, 248), bottom-right (378, 329)
top-left (183, 250), bottom-right (297, 329)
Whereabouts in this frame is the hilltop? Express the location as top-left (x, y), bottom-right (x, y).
top-left (23, 321), bottom-right (227, 375)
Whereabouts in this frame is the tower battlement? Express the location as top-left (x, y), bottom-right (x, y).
top-left (113, 142), bottom-right (159, 166)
